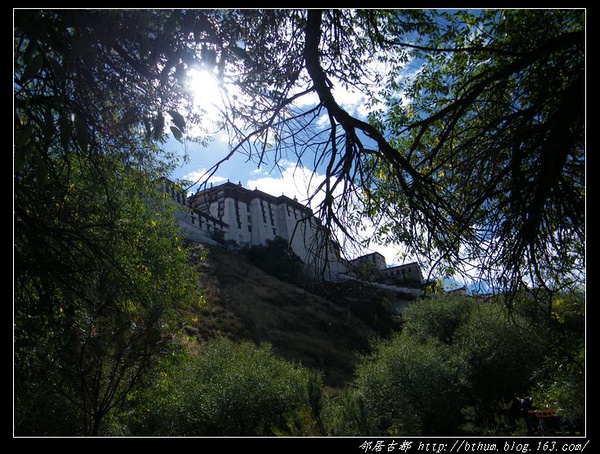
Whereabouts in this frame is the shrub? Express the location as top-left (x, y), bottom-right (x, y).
top-left (127, 336), bottom-right (318, 435)
top-left (242, 237), bottom-right (306, 284)
top-left (352, 335), bottom-right (464, 435)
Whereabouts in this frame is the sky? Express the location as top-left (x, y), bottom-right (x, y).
top-left (164, 65), bottom-right (420, 269)
top-left (164, 60), bottom-right (473, 291)
top-left (167, 137), bottom-right (481, 293)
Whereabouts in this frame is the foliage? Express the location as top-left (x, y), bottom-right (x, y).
top-left (321, 388), bottom-right (372, 436)
top-left (14, 153), bottom-right (202, 435)
top-left (14, 7), bottom-right (584, 301)
top-left (242, 236), bottom-right (307, 284)
top-left (14, 9), bottom-right (585, 436)
top-left (452, 299), bottom-right (548, 433)
top-left (352, 334), bottom-right (464, 435)
top-left (528, 288), bottom-right (585, 432)
top-left (455, 298), bottom-right (544, 434)
top-left (345, 291), bottom-right (583, 436)
top-left (401, 291), bottom-right (476, 344)
top-left (14, 9), bottom-right (204, 435)
top-left (174, 8), bottom-right (584, 303)
top-left (124, 336), bottom-right (319, 436)
top-left (349, 258), bottom-right (383, 282)
top-left (360, 9), bottom-right (584, 298)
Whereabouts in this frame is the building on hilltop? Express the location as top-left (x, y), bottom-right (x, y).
top-left (186, 180), bottom-right (312, 248)
top-left (348, 252), bottom-right (387, 273)
top-left (381, 262), bottom-right (424, 287)
top-left (159, 178), bottom-right (348, 281)
top-left (158, 177), bottom-right (426, 289)
top-left (157, 177), bottom-right (229, 245)
top-left (348, 252), bottom-right (424, 287)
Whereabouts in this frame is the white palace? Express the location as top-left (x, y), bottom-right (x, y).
top-left (158, 177), bottom-right (424, 287)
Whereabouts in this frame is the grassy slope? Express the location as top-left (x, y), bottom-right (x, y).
top-left (185, 244), bottom-right (410, 389)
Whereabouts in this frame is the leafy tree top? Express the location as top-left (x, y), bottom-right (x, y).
top-left (15, 8), bottom-right (585, 300)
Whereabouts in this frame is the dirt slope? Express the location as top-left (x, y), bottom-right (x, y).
top-left (185, 244), bottom-right (406, 388)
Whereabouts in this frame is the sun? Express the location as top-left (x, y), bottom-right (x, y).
top-left (186, 68), bottom-right (223, 113)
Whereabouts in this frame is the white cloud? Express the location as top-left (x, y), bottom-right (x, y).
top-left (244, 160), bottom-right (415, 265)
top-left (250, 166), bottom-right (268, 176)
top-left (175, 51), bottom-right (424, 266)
top-left (180, 167), bottom-right (228, 194)
top-left (215, 131), bottom-right (230, 143)
top-left (246, 160), bottom-right (326, 209)
top-left (290, 89), bottom-right (320, 109)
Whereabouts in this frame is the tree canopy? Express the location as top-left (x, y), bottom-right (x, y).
top-left (14, 9), bottom-right (585, 435)
top-left (15, 8), bottom-right (584, 297)
top-left (14, 9), bottom-right (204, 435)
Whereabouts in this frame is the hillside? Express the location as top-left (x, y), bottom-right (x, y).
top-left (184, 243), bottom-right (416, 389)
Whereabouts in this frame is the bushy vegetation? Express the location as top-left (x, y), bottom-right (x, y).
top-left (14, 156), bottom-right (202, 436)
top-left (114, 336), bottom-right (324, 436)
top-left (24, 289), bottom-right (580, 437)
top-left (14, 9), bottom-right (584, 437)
top-left (242, 236), bottom-right (307, 285)
top-left (324, 291), bottom-right (585, 436)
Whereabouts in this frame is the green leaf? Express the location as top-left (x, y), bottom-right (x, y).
top-left (170, 126), bottom-right (184, 143)
top-left (168, 110), bottom-right (186, 132)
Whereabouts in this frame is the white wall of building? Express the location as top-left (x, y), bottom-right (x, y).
top-left (189, 182), bottom-right (349, 281)
top-left (162, 179), bottom-right (428, 284)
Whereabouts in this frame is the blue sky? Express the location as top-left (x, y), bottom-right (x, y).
top-left (164, 57), bottom-right (481, 292)
top-left (165, 64), bottom-right (414, 268)
top-left (166, 131), bottom-right (489, 294)
top-left (166, 131), bottom-right (408, 265)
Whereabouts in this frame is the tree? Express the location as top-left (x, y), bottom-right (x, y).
top-left (349, 292), bottom-right (564, 435)
top-left (14, 8), bottom-right (584, 433)
top-left (213, 8), bottom-right (584, 301)
top-left (527, 287), bottom-right (585, 433)
top-left (124, 336), bottom-right (318, 436)
top-left (13, 151), bottom-right (202, 435)
top-left (352, 334), bottom-right (464, 435)
top-left (361, 10), bottom-right (585, 298)
top-left (142, 8), bottom-right (584, 302)
top-left (14, 10), bottom-right (203, 435)
top-left (452, 299), bottom-right (548, 432)
top-left (15, 8), bottom-right (584, 299)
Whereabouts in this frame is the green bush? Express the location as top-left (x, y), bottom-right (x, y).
top-left (126, 336), bottom-right (318, 435)
top-left (452, 301), bottom-right (548, 433)
top-left (402, 293), bottom-right (477, 344)
top-left (115, 292), bottom-right (583, 437)
top-left (351, 335), bottom-right (464, 435)
top-left (242, 237), bottom-right (306, 284)
top-left (322, 388), bottom-right (373, 436)
top-left (343, 292), bottom-right (572, 436)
